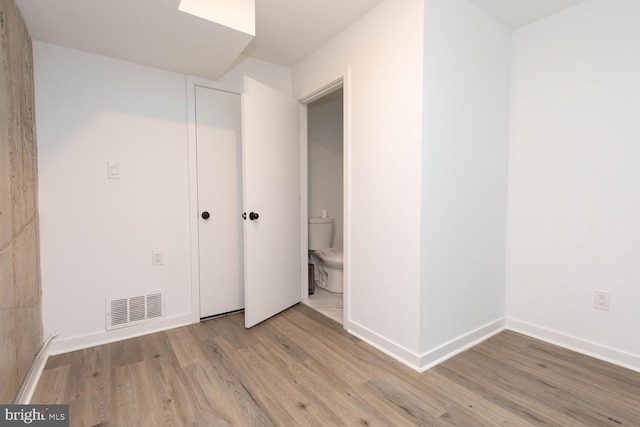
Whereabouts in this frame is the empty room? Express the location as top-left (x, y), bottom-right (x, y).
top-left (1, 0), bottom-right (639, 425)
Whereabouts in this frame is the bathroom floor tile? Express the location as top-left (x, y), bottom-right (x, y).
top-left (302, 287), bottom-right (343, 324)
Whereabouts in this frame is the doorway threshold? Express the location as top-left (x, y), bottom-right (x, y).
top-left (302, 287), bottom-right (343, 325)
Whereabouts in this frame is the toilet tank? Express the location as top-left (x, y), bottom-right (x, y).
top-left (308, 218), bottom-right (333, 250)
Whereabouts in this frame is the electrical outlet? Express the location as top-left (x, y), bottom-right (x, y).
top-left (593, 290), bottom-right (610, 311)
top-left (152, 250), bottom-right (164, 266)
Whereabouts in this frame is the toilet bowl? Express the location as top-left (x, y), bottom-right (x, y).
top-left (315, 247), bottom-right (343, 294)
top-left (308, 216), bottom-right (344, 294)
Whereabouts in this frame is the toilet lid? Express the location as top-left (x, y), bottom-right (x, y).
top-left (317, 248), bottom-right (342, 259)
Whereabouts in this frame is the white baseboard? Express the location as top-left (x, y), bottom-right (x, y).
top-left (347, 320), bottom-right (422, 370)
top-left (347, 318), bottom-right (505, 373)
top-left (48, 313), bottom-right (193, 356)
top-left (417, 318), bottom-right (506, 372)
top-left (506, 318), bottom-right (640, 373)
top-left (45, 312), bottom-right (639, 386)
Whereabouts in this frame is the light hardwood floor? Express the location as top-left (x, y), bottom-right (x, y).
top-left (33, 305), bottom-right (640, 426)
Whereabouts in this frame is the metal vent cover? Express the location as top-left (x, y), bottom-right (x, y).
top-left (146, 293), bottom-right (163, 319)
top-left (106, 292), bottom-right (165, 330)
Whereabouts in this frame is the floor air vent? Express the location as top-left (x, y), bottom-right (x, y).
top-left (106, 292), bottom-right (165, 330)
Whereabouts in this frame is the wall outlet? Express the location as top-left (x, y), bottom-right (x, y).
top-left (593, 290), bottom-right (610, 311)
top-left (152, 250), bottom-right (164, 266)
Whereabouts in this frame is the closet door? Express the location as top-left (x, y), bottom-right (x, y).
top-left (196, 86), bottom-right (244, 318)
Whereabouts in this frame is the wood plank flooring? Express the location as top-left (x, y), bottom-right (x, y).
top-left (32, 305), bottom-right (640, 426)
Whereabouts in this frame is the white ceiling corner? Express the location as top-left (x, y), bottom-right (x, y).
top-left (466, 0), bottom-right (588, 29)
top-left (245, 0), bottom-right (384, 67)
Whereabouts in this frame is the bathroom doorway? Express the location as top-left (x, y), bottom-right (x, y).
top-left (303, 87), bottom-right (344, 324)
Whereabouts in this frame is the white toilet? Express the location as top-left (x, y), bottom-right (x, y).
top-left (308, 217), bottom-right (344, 293)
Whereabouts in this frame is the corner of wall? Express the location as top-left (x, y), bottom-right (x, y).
top-left (347, 320), bottom-right (423, 371)
top-left (418, 318), bottom-right (506, 372)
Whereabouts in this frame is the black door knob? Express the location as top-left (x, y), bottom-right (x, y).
top-left (249, 212), bottom-right (259, 221)
top-left (201, 211), bottom-right (210, 220)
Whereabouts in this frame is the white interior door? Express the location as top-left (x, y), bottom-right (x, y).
top-left (196, 86), bottom-right (244, 318)
top-left (242, 77), bottom-right (301, 327)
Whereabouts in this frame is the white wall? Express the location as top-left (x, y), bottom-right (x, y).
top-left (308, 96), bottom-right (343, 248)
top-left (217, 55), bottom-right (292, 96)
top-left (294, 0), bottom-right (424, 361)
top-left (34, 43), bottom-right (191, 351)
top-left (420, 0), bottom-right (511, 362)
top-left (507, 0), bottom-right (640, 370)
top-left (34, 42), bottom-right (291, 353)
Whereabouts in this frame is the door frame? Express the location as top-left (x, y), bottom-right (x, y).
top-left (187, 72), bottom-right (352, 326)
top-left (298, 68), bottom-right (352, 328)
top-left (186, 76), bottom-right (241, 323)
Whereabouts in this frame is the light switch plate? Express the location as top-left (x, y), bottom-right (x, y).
top-left (107, 162), bottom-right (121, 179)
top-left (152, 250), bottom-right (164, 266)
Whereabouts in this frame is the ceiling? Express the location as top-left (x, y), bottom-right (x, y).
top-left (15, 0), bottom-right (587, 80)
top-left (15, 0), bottom-right (384, 80)
top-left (466, 0), bottom-right (587, 29)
